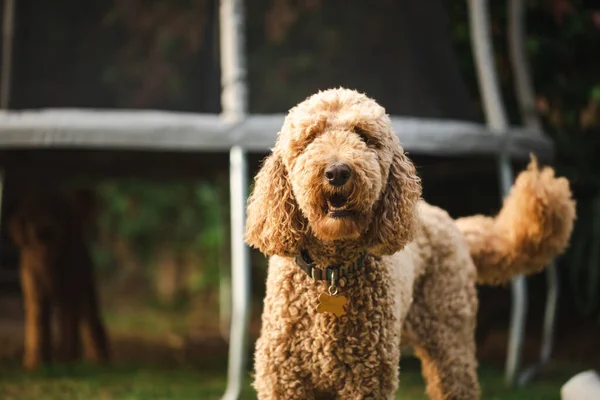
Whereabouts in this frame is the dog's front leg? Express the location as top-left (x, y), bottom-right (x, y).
top-left (20, 267), bottom-right (52, 370)
top-left (335, 346), bottom-right (400, 400)
top-left (336, 369), bottom-right (397, 400)
top-left (252, 335), bottom-right (315, 400)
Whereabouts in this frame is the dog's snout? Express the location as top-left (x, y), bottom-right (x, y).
top-left (325, 163), bottom-right (352, 186)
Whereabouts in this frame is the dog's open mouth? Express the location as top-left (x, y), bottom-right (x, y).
top-left (326, 194), bottom-right (356, 218)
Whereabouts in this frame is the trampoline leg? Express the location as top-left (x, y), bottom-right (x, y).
top-left (469, 0), bottom-right (530, 377)
top-left (497, 153), bottom-right (529, 387)
top-left (222, 147), bottom-right (251, 400)
top-left (506, 274), bottom-right (528, 385)
top-left (508, 0), bottom-right (559, 385)
top-left (517, 262), bottom-right (559, 385)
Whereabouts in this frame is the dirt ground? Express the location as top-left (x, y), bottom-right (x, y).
top-left (1, 290), bottom-right (598, 400)
top-left (0, 294), bottom-right (233, 369)
top-left (0, 289), bottom-right (598, 372)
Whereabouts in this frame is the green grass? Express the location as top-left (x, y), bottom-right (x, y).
top-left (0, 360), bottom-right (573, 400)
top-left (397, 358), bottom-right (571, 400)
top-left (0, 301), bottom-right (578, 399)
top-left (0, 364), bottom-right (249, 400)
top-left (102, 307), bottom-right (192, 338)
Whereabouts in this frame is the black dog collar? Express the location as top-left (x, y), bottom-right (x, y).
top-left (294, 249), bottom-right (367, 283)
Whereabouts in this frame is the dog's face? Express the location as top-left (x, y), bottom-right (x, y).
top-left (9, 190), bottom-right (96, 264)
top-left (13, 204), bottom-right (63, 248)
top-left (10, 199), bottom-right (68, 269)
top-left (280, 96), bottom-right (395, 242)
top-left (245, 88), bottom-right (421, 257)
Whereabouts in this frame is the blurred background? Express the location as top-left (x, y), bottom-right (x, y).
top-left (0, 0), bottom-right (598, 399)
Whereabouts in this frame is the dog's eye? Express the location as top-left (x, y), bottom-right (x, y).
top-left (354, 127), bottom-right (379, 148)
top-left (295, 122), bottom-right (323, 152)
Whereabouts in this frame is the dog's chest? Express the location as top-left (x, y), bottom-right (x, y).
top-left (300, 263), bottom-right (402, 389)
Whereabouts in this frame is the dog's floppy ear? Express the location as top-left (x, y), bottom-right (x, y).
top-left (245, 151), bottom-right (306, 257)
top-left (367, 144), bottom-right (421, 256)
top-left (9, 212), bottom-right (29, 248)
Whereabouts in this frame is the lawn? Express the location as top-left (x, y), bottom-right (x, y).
top-left (0, 359), bottom-right (573, 400)
top-left (0, 296), bottom-right (583, 399)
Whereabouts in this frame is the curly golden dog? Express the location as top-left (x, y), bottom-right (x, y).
top-left (10, 189), bottom-right (110, 370)
top-left (245, 88), bottom-right (575, 399)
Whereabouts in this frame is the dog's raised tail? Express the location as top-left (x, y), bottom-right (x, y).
top-left (455, 156), bottom-right (576, 286)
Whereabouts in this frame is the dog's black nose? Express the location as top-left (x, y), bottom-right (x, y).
top-left (325, 163), bottom-right (352, 186)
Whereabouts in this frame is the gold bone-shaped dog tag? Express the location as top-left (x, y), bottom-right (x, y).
top-left (316, 292), bottom-right (347, 316)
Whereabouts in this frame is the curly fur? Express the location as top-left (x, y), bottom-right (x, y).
top-left (246, 88), bottom-right (575, 399)
top-left (10, 188), bottom-right (110, 370)
top-left (456, 156), bottom-right (576, 285)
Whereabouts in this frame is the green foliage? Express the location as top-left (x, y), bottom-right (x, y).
top-left (94, 180), bottom-right (226, 293)
top-left (568, 194), bottom-right (600, 317)
top-left (101, 0), bottom-right (210, 109)
top-left (100, 180), bottom-right (223, 254)
top-left (89, 0), bottom-right (599, 318)
top-left (520, 1), bottom-right (600, 319)
top-left (448, 0), bottom-right (600, 318)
